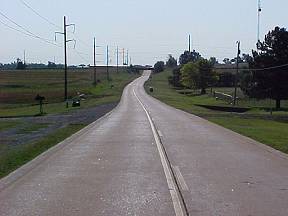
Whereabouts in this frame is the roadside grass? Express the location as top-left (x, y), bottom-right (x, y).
top-left (145, 69), bottom-right (288, 154)
top-left (207, 117), bottom-right (288, 154)
top-left (0, 68), bottom-right (139, 117)
top-left (0, 120), bottom-right (21, 131)
top-left (17, 123), bottom-right (49, 134)
top-left (0, 123), bottom-right (86, 178)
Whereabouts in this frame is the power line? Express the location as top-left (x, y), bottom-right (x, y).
top-left (73, 48), bottom-right (90, 63)
top-left (0, 11), bottom-right (91, 64)
top-left (18, 0), bottom-right (95, 54)
top-left (0, 17), bottom-right (60, 47)
top-left (19, 0), bottom-right (61, 30)
top-left (214, 63), bottom-right (288, 71)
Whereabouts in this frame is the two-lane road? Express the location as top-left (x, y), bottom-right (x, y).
top-left (1, 71), bottom-right (288, 216)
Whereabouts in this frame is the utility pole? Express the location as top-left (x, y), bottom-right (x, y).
top-left (123, 48), bottom-right (125, 65)
top-left (233, 41), bottom-right (241, 106)
top-left (257, 0), bottom-right (262, 44)
top-left (116, 46), bottom-right (119, 73)
top-left (93, 37), bottom-right (97, 85)
top-left (106, 45), bottom-right (110, 81)
top-left (55, 16), bottom-right (75, 108)
top-left (189, 34), bottom-right (191, 52)
top-left (64, 16), bottom-right (68, 107)
top-left (23, 50), bottom-right (26, 64)
top-left (126, 49), bottom-right (129, 66)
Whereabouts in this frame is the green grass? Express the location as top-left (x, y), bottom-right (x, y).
top-left (0, 123), bottom-right (86, 178)
top-left (0, 69), bottom-right (139, 117)
top-left (208, 117), bottom-right (288, 154)
top-left (17, 123), bottom-right (49, 134)
top-left (146, 69), bottom-right (288, 154)
top-left (0, 120), bottom-right (21, 131)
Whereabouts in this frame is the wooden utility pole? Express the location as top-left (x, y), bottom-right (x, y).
top-left (116, 46), bottom-right (119, 73)
top-left (55, 16), bottom-right (75, 108)
top-left (126, 49), bottom-right (129, 66)
top-left (123, 48), bottom-right (125, 65)
top-left (189, 34), bottom-right (191, 52)
top-left (64, 16), bottom-right (68, 106)
top-left (233, 41), bottom-right (241, 106)
top-left (106, 45), bottom-right (110, 81)
top-left (93, 37), bottom-right (97, 84)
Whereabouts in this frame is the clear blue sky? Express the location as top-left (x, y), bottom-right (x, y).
top-left (1, 0), bottom-right (288, 66)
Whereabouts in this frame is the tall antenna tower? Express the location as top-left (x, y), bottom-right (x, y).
top-left (257, 0), bottom-right (262, 43)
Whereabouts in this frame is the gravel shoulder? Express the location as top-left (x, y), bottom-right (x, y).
top-left (0, 102), bottom-right (117, 148)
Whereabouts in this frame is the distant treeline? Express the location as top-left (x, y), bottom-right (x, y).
top-left (0, 60), bottom-right (90, 70)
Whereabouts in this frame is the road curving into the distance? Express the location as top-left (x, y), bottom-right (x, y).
top-left (0, 71), bottom-right (288, 216)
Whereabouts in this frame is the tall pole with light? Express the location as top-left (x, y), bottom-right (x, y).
top-left (257, 0), bottom-right (262, 46)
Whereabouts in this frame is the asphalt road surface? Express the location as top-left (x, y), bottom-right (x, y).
top-left (0, 71), bottom-right (288, 216)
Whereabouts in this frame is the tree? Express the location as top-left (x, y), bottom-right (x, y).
top-left (166, 55), bottom-right (177, 68)
top-left (154, 61), bottom-right (165, 73)
top-left (168, 66), bottom-right (183, 87)
top-left (217, 72), bottom-right (235, 87)
top-left (223, 58), bottom-right (232, 64)
top-left (16, 58), bottom-right (26, 70)
top-left (243, 26), bottom-right (288, 109)
top-left (179, 50), bottom-right (201, 65)
top-left (48, 61), bottom-right (57, 68)
top-left (209, 57), bottom-right (218, 66)
top-left (197, 59), bottom-right (217, 94)
top-left (180, 62), bottom-right (199, 89)
top-left (180, 59), bottom-right (216, 94)
top-left (242, 53), bottom-right (253, 63)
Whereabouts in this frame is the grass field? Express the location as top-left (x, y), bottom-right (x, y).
top-left (0, 67), bottom-right (139, 117)
top-left (145, 69), bottom-right (288, 154)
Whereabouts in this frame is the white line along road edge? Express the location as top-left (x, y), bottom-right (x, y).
top-left (133, 89), bottom-right (186, 216)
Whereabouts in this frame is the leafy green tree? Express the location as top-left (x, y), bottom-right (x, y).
top-left (154, 61), bottom-right (165, 73)
top-left (180, 59), bottom-right (216, 94)
top-left (166, 55), bottom-right (177, 68)
top-left (217, 72), bottom-right (235, 87)
top-left (168, 66), bottom-right (183, 87)
top-left (197, 59), bottom-right (217, 94)
top-left (179, 50), bottom-right (201, 65)
top-left (180, 62), bottom-right (199, 89)
top-left (243, 26), bottom-right (288, 109)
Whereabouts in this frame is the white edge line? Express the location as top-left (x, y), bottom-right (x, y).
top-left (133, 89), bottom-right (184, 216)
top-left (173, 166), bottom-right (189, 192)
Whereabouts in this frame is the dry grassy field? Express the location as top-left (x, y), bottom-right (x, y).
top-left (0, 67), bottom-right (118, 105)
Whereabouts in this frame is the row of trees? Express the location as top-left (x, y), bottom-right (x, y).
top-left (154, 26), bottom-right (288, 109)
top-left (0, 60), bottom-right (90, 70)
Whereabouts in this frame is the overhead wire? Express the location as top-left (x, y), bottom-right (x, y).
top-left (214, 63), bottom-right (288, 71)
top-left (21, 0), bottom-right (102, 54)
top-left (5, 1), bottom-right (92, 63)
top-left (0, 16), bottom-right (60, 47)
top-left (19, 0), bottom-right (61, 30)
